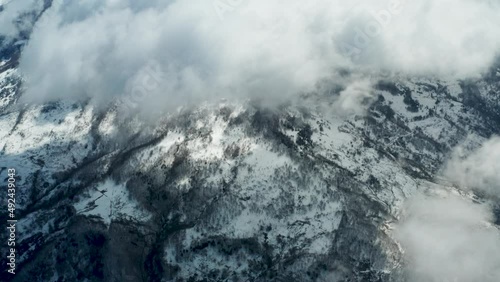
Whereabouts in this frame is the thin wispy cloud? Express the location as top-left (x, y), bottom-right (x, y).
top-left (0, 0), bottom-right (42, 38)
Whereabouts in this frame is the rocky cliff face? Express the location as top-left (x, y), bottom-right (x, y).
top-left (1, 2), bottom-right (500, 282)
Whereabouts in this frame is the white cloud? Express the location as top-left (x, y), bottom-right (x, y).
top-left (14, 0), bottom-right (500, 112)
top-left (334, 78), bottom-right (374, 116)
top-left (0, 0), bottom-right (41, 38)
top-left (395, 193), bottom-right (500, 282)
top-left (444, 137), bottom-right (500, 197)
top-left (396, 136), bottom-right (500, 281)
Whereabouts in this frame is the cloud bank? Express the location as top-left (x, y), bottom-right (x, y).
top-left (396, 136), bottom-right (500, 281)
top-left (12, 0), bottom-right (500, 111)
top-left (395, 193), bottom-right (500, 282)
top-left (444, 136), bottom-right (500, 197)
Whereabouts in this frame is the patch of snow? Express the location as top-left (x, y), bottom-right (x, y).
top-left (444, 81), bottom-right (462, 98)
top-left (2, 103), bottom-right (93, 155)
top-left (189, 115), bottom-right (228, 160)
top-left (158, 131), bottom-right (184, 152)
top-left (74, 179), bottom-right (151, 225)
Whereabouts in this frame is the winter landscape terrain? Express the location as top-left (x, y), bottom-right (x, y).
top-left (1, 1), bottom-right (500, 281)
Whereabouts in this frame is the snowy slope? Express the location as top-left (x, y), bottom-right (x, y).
top-left (1, 5), bottom-right (500, 278)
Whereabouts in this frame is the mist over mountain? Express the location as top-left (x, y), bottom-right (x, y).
top-left (0, 0), bottom-right (500, 281)
top-left (10, 0), bottom-right (500, 109)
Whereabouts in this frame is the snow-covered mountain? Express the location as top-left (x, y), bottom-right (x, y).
top-left (1, 1), bottom-right (500, 282)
